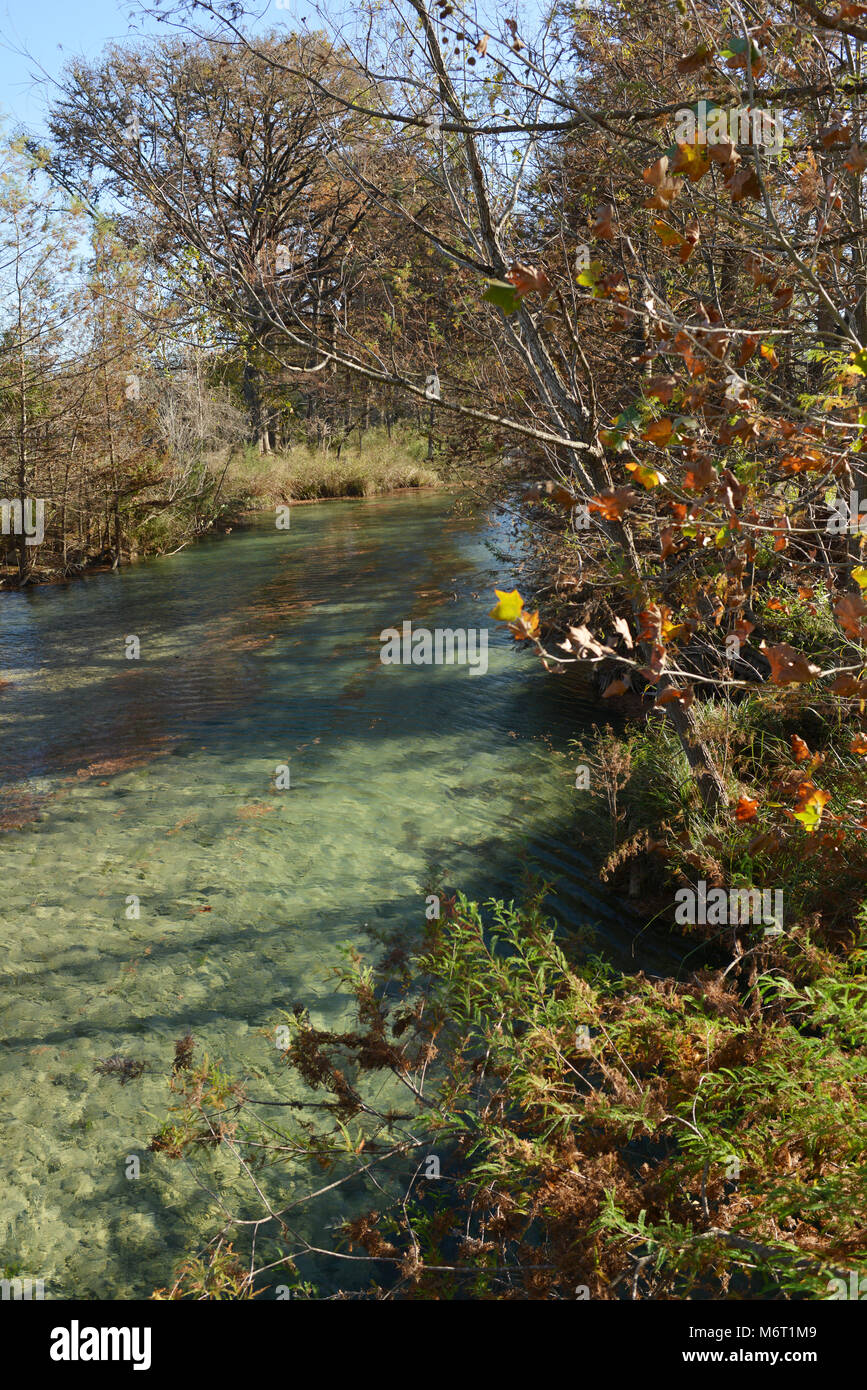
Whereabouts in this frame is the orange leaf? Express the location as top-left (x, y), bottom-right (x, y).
top-left (735, 796), bottom-right (759, 822)
top-left (671, 141), bottom-right (711, 182)
top-left (642, 418), bottom-right (673, 446)
top-left (588, 487), bottom-right (637, 520)
top-left (760, 342), bottom-right (780, 369)
top-left (602, 677), bottom-right (628, 698)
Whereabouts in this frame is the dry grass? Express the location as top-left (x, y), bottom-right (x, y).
top-left (218, 427), bottom-right (442, 504)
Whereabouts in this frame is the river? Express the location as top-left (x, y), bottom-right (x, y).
top-left (0, 492), bottom-right (664, 1298)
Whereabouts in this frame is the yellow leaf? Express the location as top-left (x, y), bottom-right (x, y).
top-left (792, 784), bottom-right (831, 832)
top-left (489, 588), bottom-right (524, 621)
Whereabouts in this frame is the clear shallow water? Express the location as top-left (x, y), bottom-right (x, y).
top-left (0, 493), bottom-right (663, 1299)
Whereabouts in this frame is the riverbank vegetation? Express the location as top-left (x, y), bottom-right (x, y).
top-left (222, 427), bottom-right (441, 505)
top-left (2, 0), bottom-right (865, 1297)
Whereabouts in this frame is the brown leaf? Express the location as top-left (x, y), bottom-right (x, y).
top-left (727, 165), bottom-right (762, 203)
top-left (684, 456), bottom-right (719, 491)
top-left (523, 480), bottom-right (581, 509)
top-left (591, 202), bottom-right (616, 240)
top-left (761, 641), bottom-right (822, 684)
top-left (677, 43), bottom-right (713, 73)
top-left (645, 375), bottom-right (677, 404)
top-left (708, 140), bottom-right (739, 168)
top-left (506, 261), bottom-right (551, 297)
top-left (829, 674), bottom-right (867, 696)
top-left (834, 591), bottom-right (867, 640)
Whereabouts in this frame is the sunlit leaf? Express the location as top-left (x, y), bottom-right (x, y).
top-left (489, 588), bottom-right (524, 621)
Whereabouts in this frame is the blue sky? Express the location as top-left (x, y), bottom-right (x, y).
top-left (0, 0), bottom-right (297, 135)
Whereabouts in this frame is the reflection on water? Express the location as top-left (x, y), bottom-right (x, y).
top-left (0, 493), bottom-right (664, 1298)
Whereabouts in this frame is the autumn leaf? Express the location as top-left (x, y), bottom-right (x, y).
top-left (671, 141), bottom-right (711, 182)
top-left (684, 456), bottom-right (719, 491)
top-left (834, 591), bottom-right (867, 640)
top-left (642, 418), bottom-right (674, 446)
top-left (642, 156), bottom-right (683, 209)
top-left (681, 220), bottom-right (701, 262)
top-left (591, 202), bottom-right (616, 239)
top-left (645, 375), bottom-right (677, 404)
top-left (791, 735), bottom-right (811, 763)
top-left (602, 677), bottom-right (628, 698)
top-left (844, 143), bottom-right (867, 173)
top-left (771, 284), bottom-right (794, 313)
top-left (791, 782), bottom-right (832, 832)
top-left (475, 33), bottom-right (489, 57)
top-left (760, 342), bottom-right (780, 369)
top-left (512, 609), bottom-right (540, 641)
top-left (851, 734), bottom-right (867, 755)
top-left (818, 119), bottom-right (852, 148)
top-left (506, 261), bottom-right (551, 297)
top-left (829, 674), bottom-right (867, 696)
top-left (659, 526), bottom-right (677, 559)
top-left (489, 588), bottom-right (524, 621)
top-left (523, 480), bottom-right (580, 508)
top-left (558, 626), bottom-right (617, 659)
top-left (588, 487), bottom-right (637, 520)
top-left (637, 604), bottom-right (668, 642)
top-left (726, 165), bottom-right (762, 203)
top-left (735, 796), bottom-right (759, 822)
top-left (626, 461), bottom-right (667, 489)
top-left (677, 43), bottom-right (713, 73)
top-left (761, 641), bottom-right (821, 684)
top-left (654, 685), bottom-right (693, 708)
top-left (652, 219), bottom-right (685, 248)
top-left (708, 140), bottom-right (739, 168)
top-left (722, 35), bottom-right (765, 76)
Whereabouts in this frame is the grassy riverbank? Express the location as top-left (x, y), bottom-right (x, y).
top-left (221, 428), bottom-right (442, 507)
